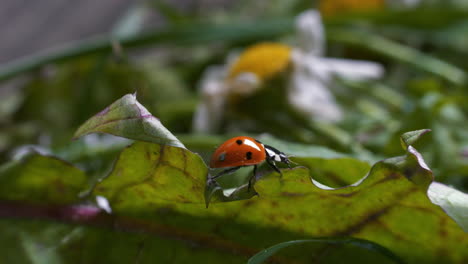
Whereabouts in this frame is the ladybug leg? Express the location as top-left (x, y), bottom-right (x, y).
top-left (248, 165), bottom-right (258, 191)
top-left (266, 158), bottom-right (284, 184)
top-left (211, 166), bottom-right (241, 180)
top-left (266, 158), bottom-right (282, 175)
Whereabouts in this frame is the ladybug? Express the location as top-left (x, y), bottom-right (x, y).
top-left (210, 136), bottom-right (291, 189)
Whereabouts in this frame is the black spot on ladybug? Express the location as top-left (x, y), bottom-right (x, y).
top-left (236, 139), bottom-right (243, 145)
top-left (218, 152), bottom-right (226, 162)
top-left (246, 151), bottom-right (253, 160)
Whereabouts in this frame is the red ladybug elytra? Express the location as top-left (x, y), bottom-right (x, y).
top-left (209, 136), bottom-right (291, 189)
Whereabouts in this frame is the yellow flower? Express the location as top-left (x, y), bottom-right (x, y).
top-left (228, 43), bottom-right (292, 82)
top-left (193, 10), bottom-right (384, 133)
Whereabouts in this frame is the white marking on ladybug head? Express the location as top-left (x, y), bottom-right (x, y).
top-left (265, 148), bottom-right (276, 158)
top-left (243, 139), bottom-right (261, 151)
top-left (274, 154), bottom-right (282, 162)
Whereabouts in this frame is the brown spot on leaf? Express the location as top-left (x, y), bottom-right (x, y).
top-left (242, 200), bottom-right (255, 208)
top-left (284, 214), bottom-right (294, 221)
top-left (324, 172), bottom-right (350, 187)
top-left (145, 151), bottom-right (152, 160)
top-left (136, 190), bottom-right (147, 199)
top-left (53, 180), bottom-right (66, 194)
top-left (333, 191), bottom-right (359, 198)
top-left (439, 217), bottom-right (448, 238)
top-left (191, 184), bottom-right (202, 192)
top-left (177, 195), bottom-right (190, 203)
top-left (333, 187), bottom-right (416, 236)
top-left (181, 149), bottom-right (188, 172)
top-left (280, 192), bottom-right (306, 197)
top-left (335, 207), bottom-right (389, 236)
top-left (371, 172), bottom-right (402, 187)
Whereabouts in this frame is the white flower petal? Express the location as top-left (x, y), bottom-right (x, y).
top-left (296, 10), bottom-right (325, 56)
top-left (289, 75), bottom-right (343, 122)
top-left (428, 182), bottom-right (468, 232)
top-left (318, 58), bottom-right (384, 80)
top-left (289, 50), bottom-right (343, 122)
top-left (193, 66), bottom-right (227, 133)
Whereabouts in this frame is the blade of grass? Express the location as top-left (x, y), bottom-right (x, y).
top-left (1, 19), bottom-right (465, 86)
top-left (328, 28), bottom-right (467, 85)
top-left (0, 19), bottom-right (294, 82)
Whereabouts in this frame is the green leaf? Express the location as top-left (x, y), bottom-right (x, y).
top-left (246, 135), bottom-right (373, 188)
top-left (294, 157), bottom-right (371, 188)
top-left (0, 219), bottom-right (248, 264)
top-left (0, 154), bottom-right (87, 204)
top-left (204, 178), bottom-right (224, 208)
top-left (248, 238), bottom-right (406, 264)
top-left (400, 129), bottom-right (431, 150)
top-left (88, 131), bottom-right (465, 263)
top-left (73, 93), bottom-right (185, 149)
top-left (1, 129), bottom-right (467, 263)
top-left (204, 177), bottom-right (258, 208)
top-left (93, 141), bottom-right (207, 213)
top-left (384, 144), bottom-right (433, 189)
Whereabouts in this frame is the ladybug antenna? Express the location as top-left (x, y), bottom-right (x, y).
top-left (284, 154), bottom-right (299, 167)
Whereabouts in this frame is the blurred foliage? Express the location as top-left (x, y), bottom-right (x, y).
top-left (1, 0), bottom-right (468, 263)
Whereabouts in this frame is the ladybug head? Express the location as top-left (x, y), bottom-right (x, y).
top-left (264, 145), bottom-right (292, 168)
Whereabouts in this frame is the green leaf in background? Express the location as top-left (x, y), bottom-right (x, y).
top-left (0, 154), bottom-right (87, 204)
top-left (400, 129), bottom-right (431, 150)
top-left (327, 28), bottom-right (467, 85)
top-left (73, 93), bottom-right (185, 149)
top-left (325, 8), bottom-right (468, 29)
top-left (248, 238), bottom-right (406, 264)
